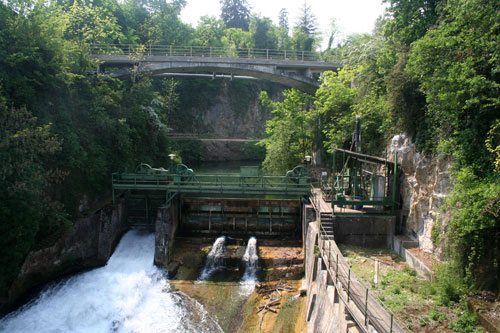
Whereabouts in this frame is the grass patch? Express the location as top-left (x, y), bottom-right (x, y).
top-left (339, 244), bottom-right (485, 332)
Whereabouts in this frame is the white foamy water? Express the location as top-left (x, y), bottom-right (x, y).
top-left (198, 236), bottom-right (226, 281)
top-left (0, 230), bottom-right (222, 333)
top-left (240, 237), bottom-right (259, 295)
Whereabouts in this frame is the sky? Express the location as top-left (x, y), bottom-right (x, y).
top-left (180, 0), bottom-right (388, 50)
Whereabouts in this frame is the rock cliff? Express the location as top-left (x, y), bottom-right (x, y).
top-left (390, 134), bottom-right (452, 255)
top-left (4, 203), bottom-right (127, 313)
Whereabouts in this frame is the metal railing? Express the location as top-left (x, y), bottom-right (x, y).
top-left (310, 188), bottom-right (405, 333)
top-left (90, 44), bottom-right (321, 62)
top-left (112, 172), bottom-right (311, 199)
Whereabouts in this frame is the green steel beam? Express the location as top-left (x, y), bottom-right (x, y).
top-left (112, 172), bottom-right (311, 199)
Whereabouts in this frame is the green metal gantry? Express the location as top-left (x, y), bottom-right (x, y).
top-left (331, 148), bottom-right (399, 215)
top-left (112, 163), bottom-right (312, 204)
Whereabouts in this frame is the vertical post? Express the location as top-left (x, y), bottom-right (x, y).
top-left (284, 50), bottom-right (287, 59)
top-left (210, 47), bottom-right (212, 57)
top-left (347, 268), bottom-right (351, 302)
top-left (170, 45), bottom-right (172, 56)
top-left (342, 150), bottom-right (346, 194)
top-left (390, 314), bottom-right (394, 332)
top-left (332, 150), bottom-right (336, 208)
top-left (328, 241), bottom-right (331, 269)
top-left (364, 288), bottom-right (369, 326)
top-left (248, 48), bottom-right (250, 58)
top-left (266, 49), bottom-right (269, 59)
top-left (190, 46), bottom-right (193, 57)
top-left (336, 254), bottom-right (339, 283)
top-left (392, 151), bottom-right (398, 215)
top-left (302, 51), bottom-right (304, 61)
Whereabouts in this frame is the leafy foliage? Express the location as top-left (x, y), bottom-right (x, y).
top-left (259, 90), bottom-right (313, 174)
top-left (219, 0), bottom-right (250, 31)
top-left (0, 105), bottom-right (65, 294)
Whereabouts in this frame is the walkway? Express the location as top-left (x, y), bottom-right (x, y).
top-left (310, 188), bottom-right (405, 332)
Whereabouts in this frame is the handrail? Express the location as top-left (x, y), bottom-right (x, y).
top-left (90, 43), bottom-right (321, 62)
top-left (309, 187), bottom-right (405, 332)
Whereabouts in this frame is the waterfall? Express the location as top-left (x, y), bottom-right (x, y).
top-left (198, 236), bottom-right (226, 281)
top-left (240, 237), bottom-right (259, 295)
top-left (0, 230), bottom-right (222, 333)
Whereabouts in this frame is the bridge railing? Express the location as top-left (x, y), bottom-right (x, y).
top-left (90, 44), bottom-right (321, 62)
top-left (112, 172), bottom-right (311, 196)
top-left (310, 188), bottom-right (405, 333)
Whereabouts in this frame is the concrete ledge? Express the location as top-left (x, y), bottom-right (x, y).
top-left (392, 235), bottom-right (434, 281)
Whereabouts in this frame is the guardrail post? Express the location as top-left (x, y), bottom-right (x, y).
top-left (210, 47), bottom-right (212, 57)
top-left (302, 51), bottom-right (304, 61)
top-left (170, 45), bottom-right (172, 56)
top-left (248, 48), bottom-right (250, 58)
top-left (328, 241), bottom-right (331, 269)
top-left (364, 288), bottom-right (369, 326)
top-left (266, 49), bottom-right (269, 59)
top-left (190, 46), bottom-right (193, 57)
top-left (347, 268), bottom-right (351, 302)
top-left (284, 50), bottom-right (287, 59)
top-left (336, 254), bottom-right (339, 283)
top-left (390, 314), bottom-right (393, 332)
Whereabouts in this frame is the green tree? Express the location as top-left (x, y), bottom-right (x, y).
top-left (314, 69), bottom-right (358, 150)
top-left (278, 8), bottom-right (288, 32)
top-left (249, 16), bottom-right (278, 50)
top-left (294, 1), bottom-right (318, 36)
top-left (259, 89), bottom-right (313, 174)
top-left (383, 0), bottom-right (441, 46)
top-left (222, 27), bottom-right (254, 50)
top-left (0, 104), bottom-right (65, 294)
top-left (407, 0), bottom-right (500, 175)
top-left (193, 16), bottom-right (225, 47)
top-left (220, 0), bottom-right (250, 31)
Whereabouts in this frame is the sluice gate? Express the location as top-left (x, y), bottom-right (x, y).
top-left (113, 163), bottom-right (311, 236)
top-left (181, 197), bottom-right (302, 237)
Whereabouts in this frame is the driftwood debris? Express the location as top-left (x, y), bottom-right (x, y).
top-left (257, 298), bottom-right (280, 313)
top-left (256, 281), bottom-right (298, 333)
top-left (256, 281), bottom-right (297, 295)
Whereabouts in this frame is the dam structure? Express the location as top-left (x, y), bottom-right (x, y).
top-left (112, 152), bottom-right (405, 332)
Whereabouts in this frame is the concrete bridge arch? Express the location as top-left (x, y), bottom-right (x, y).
top-left (93, 54), bottom-right (341, 94)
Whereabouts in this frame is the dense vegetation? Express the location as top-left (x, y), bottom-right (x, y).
top-left (259, 0), bottom-right (500, 295)
top-left (0, 0), bottom-right (322, 295)
top-left (0, 0), bottom-right (498, 306)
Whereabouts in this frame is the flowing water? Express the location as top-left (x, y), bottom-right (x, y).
top-left (0, 231), bottom-right (222, 333)
top-left (240, 237), bottom-right (259, 295)
top-left (198, 236), bottom-right (227, 281)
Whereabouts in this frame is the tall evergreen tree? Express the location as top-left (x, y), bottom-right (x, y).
top-left (294, 1), bottom-right (317, 36)
top-left (219, 0), bottom-right (250, 31)
top-left (278, 8), bottom-right (289, 32)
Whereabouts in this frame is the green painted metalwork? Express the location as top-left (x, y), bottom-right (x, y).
top-left (112, 163), bottom-right (311, 203)
top-left (330, 148), bottom-right (399, 215)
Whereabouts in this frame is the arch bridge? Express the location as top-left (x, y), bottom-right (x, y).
top-left (90, 44), bottom-right (341, 93)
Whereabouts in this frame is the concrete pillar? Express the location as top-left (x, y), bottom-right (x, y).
top-left (154, 200), bottom-right (179, 266)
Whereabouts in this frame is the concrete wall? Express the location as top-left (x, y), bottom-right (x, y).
top-left (334, 216), bottom-right (396, 248)
top-left (304, 222), bottom-right (361, 333)
top-left (392, 235), bottom-right (434, 281)
top-left (6, 202), bottom-right (127, 312)
top-left (154, 199), bottom-right (180, 267)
